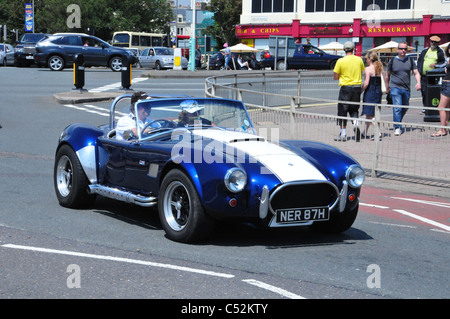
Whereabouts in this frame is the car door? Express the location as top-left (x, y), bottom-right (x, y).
top-left (139, 48), bottom-right (150, 68)
top-left (301, 45), bottom-right (325, 69)
top-left (5, 44), bottom-right (15, 65)
top-left (81, 37), bottom-right (107, 66)
top-left (97, 137), bottom-right (129, 186)
top-left (61, 35), bottom-right (83, 64)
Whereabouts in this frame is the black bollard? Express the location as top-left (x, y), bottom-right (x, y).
top-left (120, 54), bottom-right (133, 91)
top-left (73, 54), bottom-right (86, 91)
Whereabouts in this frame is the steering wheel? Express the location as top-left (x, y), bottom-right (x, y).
top-left (141, 119), bottom-right (176, 135)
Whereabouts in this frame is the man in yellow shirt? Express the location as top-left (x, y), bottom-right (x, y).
top-left (417, 35), bottom-right (446, 112)
top-left (333, 41), bottom-right (365, 142)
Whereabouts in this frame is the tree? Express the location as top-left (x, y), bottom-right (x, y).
top-left (205, 0), bottom-right (242, 50)
top-left (0, 0), bottom-right (173, 42)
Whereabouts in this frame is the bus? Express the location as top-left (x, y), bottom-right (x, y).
top-left (112, 31), bottom-right (165, 52)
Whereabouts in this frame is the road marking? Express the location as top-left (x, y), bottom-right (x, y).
top-left (392, 210), bottom-right (450, 232)
top-left (391, 197), bottom-right (450, 209)
top-left (2, 244), bottom-right (235, 279)
top-left (64, 104), bottom-right (109, 117)
top-left (360, 203), bottom-right (390, 209)
top-left (367, 221), bottom-right (417, 229)
top-left (242, 279), bottom-right (306, 299)
top-left (89, 78), bottom-right (148, 92)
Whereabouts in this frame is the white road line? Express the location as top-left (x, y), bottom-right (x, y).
top-left (2, 244), bottom-right (235, 279)
top-left (391, 197), bottom-right (450, 209)
top-left (367, 221), bottom-right (417, 229)
top-left (242, 279), bottom-right (306, 299)
top-left (360, 203), bottom-right (390, 209)
top-left (88, 78), bottom-right (148, 92)
top-left (64, 104), bottom-right (109, 117)
top-left (393, 210), bottom-right (450, 232)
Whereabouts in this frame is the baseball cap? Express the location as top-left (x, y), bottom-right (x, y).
top-left (343, 41), bottom-right (354, 51)
top-left (430, 35), bottom-right (441, 42)
top-left (223, 43), bottom-right (228, 48)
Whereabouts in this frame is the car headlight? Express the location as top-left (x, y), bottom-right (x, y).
top-left (224, 168), bottom-right (247, 193)
top-left (345, 164), bottom-right (365, 188)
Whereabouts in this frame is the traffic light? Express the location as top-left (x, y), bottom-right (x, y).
top-left (205, 36), bottom-right (211, 52)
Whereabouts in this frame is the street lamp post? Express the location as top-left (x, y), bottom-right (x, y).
top-left (188, 0), bottom-right (196, 71)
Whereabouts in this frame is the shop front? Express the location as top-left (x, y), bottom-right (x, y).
top-left (236, 15), bottom-right (449, 56)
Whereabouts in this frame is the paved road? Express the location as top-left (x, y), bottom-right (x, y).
top-left (0, 66), bottom-right (448, 300)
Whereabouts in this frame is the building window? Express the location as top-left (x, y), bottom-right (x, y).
top-left (305, 0), bottom-right (355, 12)
top-left (362, 0), bottom-right (412, 10)
top-left (252, 0), bottom-right (295, 13)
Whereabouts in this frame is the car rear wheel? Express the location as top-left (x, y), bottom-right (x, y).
top-left (54, 145), bottom-right (96, 208)
top-left (109, 56), bottom-right (122, 71)
top-left (276, 60), bottom-right (286, 71)
top-left (48, 55), bottom-right (64, 71)
top-left (158, 169), bottom-right (215, 243)
top-left (309, 205), bottom-right (358, 233)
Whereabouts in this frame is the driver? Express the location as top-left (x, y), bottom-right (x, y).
top-left (116, 91), bottom-right (151, 140)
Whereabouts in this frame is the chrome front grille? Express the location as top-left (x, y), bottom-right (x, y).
top-left (269, 181), bottom-right (339, 214)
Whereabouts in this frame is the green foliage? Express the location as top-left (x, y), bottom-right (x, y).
top-left (205, 0), bottom-right (242, 50)
top-left (0, 0), bottom-right (173, 42)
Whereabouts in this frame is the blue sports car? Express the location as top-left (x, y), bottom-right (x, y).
top-left (54, 94), bottom-right (365, 243)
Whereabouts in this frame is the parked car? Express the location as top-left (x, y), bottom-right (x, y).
top-left (138, 47), bottom-right (188, 70)
top-left (53, 93), bottom-right (365, 243)
top-left (34, 33), bottom-right (137, 71)
top-left (0, 43), bottom-right (15, 66)
top-left (14, 33), bottom-right (49, 67)
top-left (208, 52), bottom-right (225, 70)
top-left (260, 44), bottom-right (341, 70)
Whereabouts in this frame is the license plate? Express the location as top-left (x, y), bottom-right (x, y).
top-left (26, 55), bottom-right (33, 59)
top-left (275, 207), bottom-right (329, 224)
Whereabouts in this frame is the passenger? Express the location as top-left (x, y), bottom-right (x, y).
top-left (178, 100), bottom-right (211, 126)
top-left (116, 91), bottom-right (151, 140)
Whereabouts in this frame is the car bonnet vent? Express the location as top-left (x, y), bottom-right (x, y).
top-left (228, 137), bottom-right (266, 143)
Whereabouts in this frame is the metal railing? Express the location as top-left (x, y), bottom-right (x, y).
top-left (205, 70), bottom-right (450, 183)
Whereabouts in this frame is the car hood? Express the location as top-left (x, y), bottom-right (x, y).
top-left (192, 129), bottom-right (327, 183)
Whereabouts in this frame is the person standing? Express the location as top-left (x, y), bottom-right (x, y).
top-left (333, 41), bottom-right (365, 142)
top-left (223, 43), bottom-right (231, 70)
top-left (385, 42), bottom-right (421, 136)
top-left (417, 36), bottom-right (446, 111)
top-left (195, 45), bottom-right (202, 70)
top-left (431, 44), bottom-right (450, 137)
top-left (361, 52), bottom-right (384, 140)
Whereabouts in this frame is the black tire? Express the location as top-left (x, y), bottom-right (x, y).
top-left (155, 60), bottom-right (162, 70)
top-left (158, 169), bottom-right (215, 243)
top-left (330, 60), bottom-right (337, 70)
top-left (54, 144), bottom-right (96, 208)
top-left (48, 55), bottom-right (64, 71)
top-left (309, 205), bottom-right (358, 233)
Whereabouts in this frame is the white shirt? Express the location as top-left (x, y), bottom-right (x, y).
top-left (116, 113), bottom-right (148, 140)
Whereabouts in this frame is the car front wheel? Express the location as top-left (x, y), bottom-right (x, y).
top-left (158, 169), bottom-right (215, 243)
top-left (48, 55), bottom-right (64, 71)
top-left (54, 144), bottom-right (96, 208)
top-left (109, 56), bottom-right (122, 71)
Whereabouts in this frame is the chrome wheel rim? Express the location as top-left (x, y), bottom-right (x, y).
top-left (49, 57), bottom-right (62, 70)
top-left (111, 58), bottom-right (122, 71)
top-left (163, 181), bottom-right (190, 231)
top-left (56, 155), bottom-right (73, 197)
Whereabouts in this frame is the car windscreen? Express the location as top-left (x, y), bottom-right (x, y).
top-left (135, 98), bottom-right (255, 139)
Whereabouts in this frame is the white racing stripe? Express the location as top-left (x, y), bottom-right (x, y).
top-left (2, 244), bottom-right (234, 278)
top-left (193, 129), bottom-right (326, 182)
